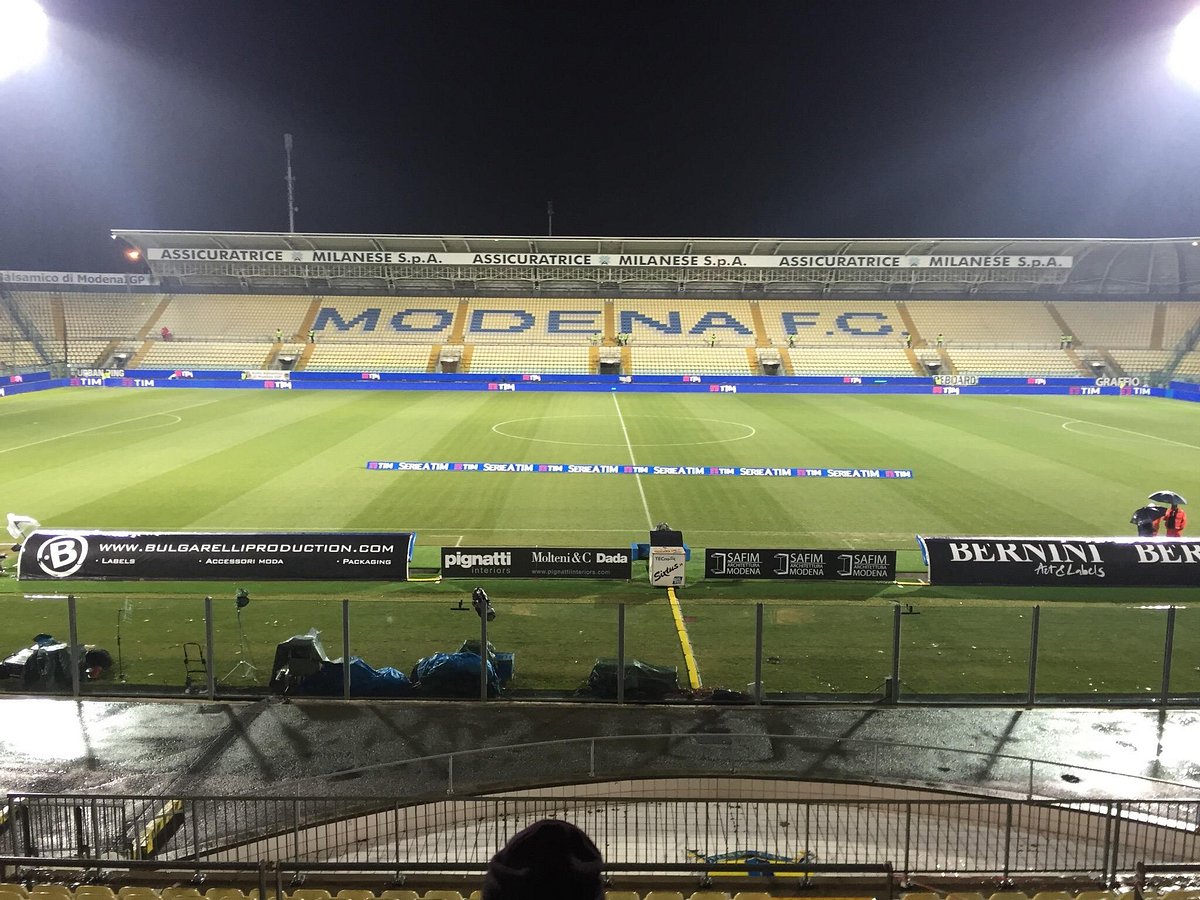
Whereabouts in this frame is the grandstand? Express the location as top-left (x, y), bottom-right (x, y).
top-left (3, 231), bottom-right (1200, 899)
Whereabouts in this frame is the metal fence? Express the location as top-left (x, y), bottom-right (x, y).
top-left (5, 792), bottom-right (1199, 883)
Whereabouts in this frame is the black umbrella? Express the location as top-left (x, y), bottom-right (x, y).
top-left (1149, 490), bottom-right (1187, 506)
top-left (1132, 505), bottom-right (1167, 526)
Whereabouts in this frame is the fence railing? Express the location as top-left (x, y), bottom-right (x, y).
top-left (4, 791), bottom-right (1199, 884)
top-left (8, 596), bottom-right (1200, 708)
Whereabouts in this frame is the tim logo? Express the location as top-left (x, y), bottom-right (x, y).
top-left (36, 534), bottom-right (90, 578)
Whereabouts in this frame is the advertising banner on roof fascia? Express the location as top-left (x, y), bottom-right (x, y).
top-left (705, 548), bottom-right (897, 580)
top-left (440, 547), bottom-right (632, 579)
top-left (147, 249), bottom-right (1073, 270)
top-left (920, 536), bottom-right (1200, 587)
top-left (0, 270), bottom-right (156, 286)
top-left (18, 530), bottom-right (415, 581)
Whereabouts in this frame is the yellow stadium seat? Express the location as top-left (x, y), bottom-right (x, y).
top-left (29, 889), bottom-right (73, 900)
top-left (901, 894), bottom-right (941, 900)
top-left (1073, 893), bottom-right (1119, 900)
top-left (690, 892), bottom-right (732, 900)
top-left (988, 893), bottom-right (1030, 900)
top-left (117, 890), bottom-right (161, 900)
top-left (0, 890), bottom-right (28, 900)
top-left (605, 893), bottom-right (641, 900)
top-left (645, 893), bottom-right (684, 900)
top-left (204, 891), bottom-right (247, 900)
top-left (420, 893), bottom-right (462, 900)
top-left (732, 893), bottom-right (774, 900)
top-left (75, 889), bottom-right (117, 900)
top-left (945, 894), bottom-right (986, 900)
top-left (468, 893), bottom-right (482, 900)
top-left (1031, 892), bottom-right (1073, 900)
top-left (287, 892), bottom-right (332, 900)
top-left (1162, 893), bottom-right (1200, 900)
top-left (380, 893), bottom-right (419, 900)
top-left (0, 888), bottom-right (29, 899)
top-left (161, 890), bottom-right (204, 900)
top-left (334, 892), bottom-right (376, 900)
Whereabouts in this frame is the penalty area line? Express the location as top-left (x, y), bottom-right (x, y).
top-left (0, 396), bottom-right (224, 455)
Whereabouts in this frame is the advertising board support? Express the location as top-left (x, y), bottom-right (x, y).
top-left (617, 604), bottom-right (626, 705)
top-left (889, 604), bottom-right (902, 704)
top-left (204, 595), bottom-right (216, 700)
top-left (67, 594), bottom-right (80, 699)
top-left (342, 600), bottom-right (352, 701)
top-left (754, 603), bottom-right (764, 706)
top-left (1026, 605), bottom-right (1040, 706)
top-left (1161, 606), bottom-right (1176, 702)
top-left (480, 600), bottom-right (489, 702)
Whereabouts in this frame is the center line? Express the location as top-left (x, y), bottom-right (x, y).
top-left (611, 393), bottom-right (653, 528)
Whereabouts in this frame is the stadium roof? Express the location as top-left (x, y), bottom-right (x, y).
top-left (112, 230), bottom-right (1200, 298)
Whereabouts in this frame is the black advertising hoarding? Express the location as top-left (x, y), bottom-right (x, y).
top-left (18, 530), bottom-right (415, 581)
top-left (920, 536), bottom-right (1200, 587)
top-left (705, 548), bottom-right (897, 581)
top-left (441, 547), bottom-right (632, 579)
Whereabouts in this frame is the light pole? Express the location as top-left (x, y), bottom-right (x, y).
top-left (284, 134), bottom-right (297, 233)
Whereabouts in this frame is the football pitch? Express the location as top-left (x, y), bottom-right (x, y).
top-left (2, 386), bottom-right (1199, 698)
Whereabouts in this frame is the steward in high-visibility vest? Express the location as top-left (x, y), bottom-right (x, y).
top-left (1164, 504), bottom-right (1187, 537)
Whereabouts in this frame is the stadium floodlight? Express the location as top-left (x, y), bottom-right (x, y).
top-left (1169, 7), bottom-right (1200, 91)
top-left (0, 0), bottom-right (49, 82)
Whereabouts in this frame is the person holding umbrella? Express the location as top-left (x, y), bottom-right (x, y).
top-left (1131, 504), bottom-right (1165, 537)
top-left (1148, 490), bottom-right (1187, 537)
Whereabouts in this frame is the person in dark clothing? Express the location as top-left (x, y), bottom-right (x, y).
top-left (483, 819), bottom-right (604, 900)
top-left (1131, 505), bottom-right (1166, 537)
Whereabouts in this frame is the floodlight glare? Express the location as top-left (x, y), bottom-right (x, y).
top-left (0, 0), bottom-right (49, 82)
top-left (1168, 7), bottom-right (1200, 91)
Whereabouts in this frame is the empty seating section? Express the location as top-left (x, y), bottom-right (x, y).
top-left (156, 295), bottom-right (311, 341)
top-left (1108, 350), bottom-right (1172, 377)
top-left (463, 298), bottom-right (602, 343)
top-left (138, 342), bottom-right (277, 370)
top-left (1175, 351), bottom-right (1200, 380)
top-left (313, 297), bottom-right (454, 343)
top-left (788, 347), bottom-right (915, 375)
top-left (63, 293), bottom-right (164, 338)
top-left (618, 300), bottom-right (756, 346)
top-left (949, 349), bottom-right (1081, 376)
top-left (65, 340), bottom-right (114, 366)
top-left (1162, 302), bottom-right (1200, 348)
top-left (4, 291), bottom-right (54, 338)
top-left (631, 347), bottom-right (753, 375)
top-left (905, 300), bottom-right (1060, 345)
top-left (0, 340), bottom-right (45, 368)
top-left (468, 345), bottom-right (591, 373)
top-left (3, 291), bottom-right (1200, 379)
top-left (1056, 302), bottom-right (1155, 348)
top-left (759, 300), bottom-right (903, 346)
top-left (305, 344), bottom-right (435, 372)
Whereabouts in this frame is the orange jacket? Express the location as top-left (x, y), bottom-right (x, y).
top-left (1165, 506), bottom-right (1187, 537)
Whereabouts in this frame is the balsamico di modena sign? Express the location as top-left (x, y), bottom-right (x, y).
top-left (18, 530), bottom-right (415, 581)
top-left (921, 536), bottom-right (1200, 587)
top-left (441, 547), bottom-right (632, 579)
top-left (705, 548), bottom-right (897, 581)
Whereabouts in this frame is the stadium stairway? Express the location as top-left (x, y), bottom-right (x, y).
top-left (1150, 303), bottom-right (1166, 350)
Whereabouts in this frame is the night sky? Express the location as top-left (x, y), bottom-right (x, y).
top-left (2, 0), bottom-right (1200, 272)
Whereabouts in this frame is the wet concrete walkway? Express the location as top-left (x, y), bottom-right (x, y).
top-left (0, 698), bottom-right (1197, 801)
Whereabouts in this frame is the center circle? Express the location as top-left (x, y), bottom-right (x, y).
top-left (491, 414), bottom-right (756, 447)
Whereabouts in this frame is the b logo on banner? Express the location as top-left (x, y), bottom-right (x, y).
top-left (37, 535), bottom-right (89, 578)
